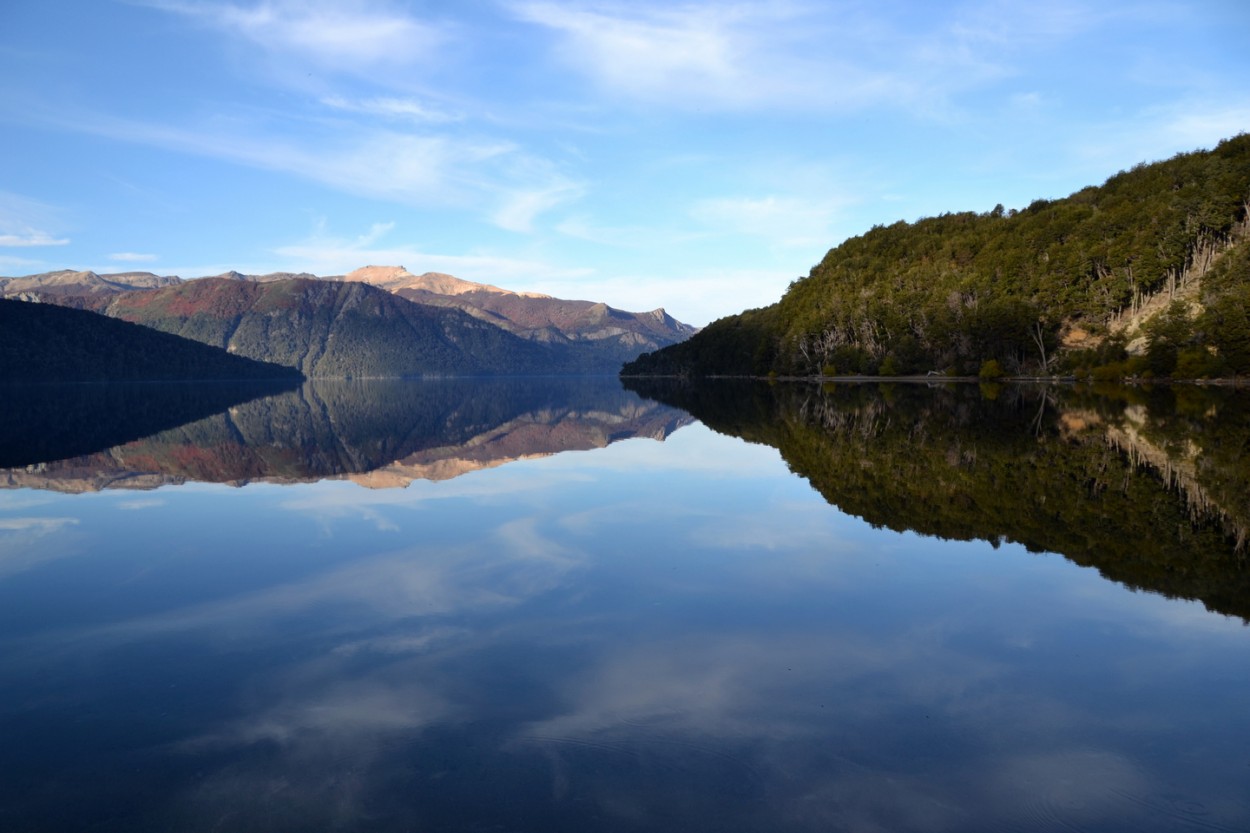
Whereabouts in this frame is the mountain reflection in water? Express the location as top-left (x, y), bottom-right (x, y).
top-left (2, 377), bottom-right (693, 492)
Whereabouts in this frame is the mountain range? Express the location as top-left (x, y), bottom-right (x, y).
top-left (1, 265), bottom-right (695, 377)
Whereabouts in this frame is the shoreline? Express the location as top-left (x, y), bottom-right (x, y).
top-left (621, 373), bottom-right (1250, 386)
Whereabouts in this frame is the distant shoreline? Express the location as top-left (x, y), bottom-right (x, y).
top-left (621, 373), bottom-right (1250, 386)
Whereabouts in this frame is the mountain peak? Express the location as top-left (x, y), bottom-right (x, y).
top-left (343, 265), bottom-right (552, 299)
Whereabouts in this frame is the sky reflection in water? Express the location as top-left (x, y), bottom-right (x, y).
top-left (0, 383), bottom-right (1248, 832)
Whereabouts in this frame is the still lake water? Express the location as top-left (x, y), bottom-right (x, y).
top-left (1, 377), bottom-right (1248, 832)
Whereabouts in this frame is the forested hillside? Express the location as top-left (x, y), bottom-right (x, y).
top-left (0, 298), bottom-right (301, 383)
top-left (625, 135), bottom-right (1250, 379)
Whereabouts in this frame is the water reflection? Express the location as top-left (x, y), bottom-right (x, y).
top-left (2, 377), bottom-right (692, 491)
top-left (0, 380), bottom-right (1248, 832)
top-left (0, 378), bottom-right (299, 468)
top-left (626, 379), bottom-right (1250, 621)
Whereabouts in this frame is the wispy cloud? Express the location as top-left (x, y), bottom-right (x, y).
top-left (321, 95), bottom-right (462, 124)
top-left (510, 1), bottom-right (867, 111)
top-left (507, 1), bottom-right (1025, 114)
top-left (508, 1), bottom-right (1174, 118)
top-left (64, 111), bottom-right (578, 224)
top-left (22, 86), bottom-right (584, 232)
top-left (492, 180), bottom-right (585, 233)
top-left (512, 1), bottom-right (748, 99)
top-left (0, 231), bottom-right (69, 247)
top-left (150, 0), bottom-right (445, 70)
top-left (0, 191), bottom-right (69, 248)
top-left (948, 1), bottom-right (1137, 47)
top-left (108, 252), bottom-right (159, 263)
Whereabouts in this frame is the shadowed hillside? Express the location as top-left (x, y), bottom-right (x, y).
top-left (0, 298), bottom-right (301, 384)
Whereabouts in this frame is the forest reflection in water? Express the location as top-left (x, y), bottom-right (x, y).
top-left (626, 378), bottom-right (1250, 621)
top-left (0, 378), bottom-right (1248, 832)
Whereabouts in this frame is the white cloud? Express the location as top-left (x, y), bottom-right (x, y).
top-left (0, 192), bottom-right (69, 248)
top-left (61, 109), bottom-right (581, 230)
top-left (511, 1), bottom-right (884, 111)
top-left (108, 252), bottom-right (159, 263)
top-left (508, 1), bottom-right (1190, 119)
top-left (321, 95), bottom-right (462, 124)
top-left (507, 1), bottom-right (1038, 114)
top-left (492, 180), bottom-right (585, 232)
top-left (949, 1), bottom-right (1138, 47)
top-left (0, 231), bottom-right (69, 247)
top-left (153, 0), bottom-right (444, 70)
top-left (512, 1), bottom-right (744, 97)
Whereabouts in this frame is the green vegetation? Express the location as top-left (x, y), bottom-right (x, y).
top-left (625, 135), bottom-right (1250, 379)
top-left (625, 379), bottom-right (1250, 620)
top-left (0, 298), bottom-right (301, 383)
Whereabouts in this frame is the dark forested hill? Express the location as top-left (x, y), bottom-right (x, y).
top-left (93, 278), bottom-right (590, 377)
top-left (625, 134), bottom-right (1250, 379)
top-left (0, 298), bottom-right (301, 383)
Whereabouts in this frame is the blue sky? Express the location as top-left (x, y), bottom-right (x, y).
top-left (1, 1), bottom-right (1247, 325)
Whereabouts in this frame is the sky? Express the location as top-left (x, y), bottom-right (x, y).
top-left (1, 1), bottom-right (1248, 326)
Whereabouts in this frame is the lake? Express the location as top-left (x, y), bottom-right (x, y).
top-left (1, 377), bottom-right (1248, 832)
